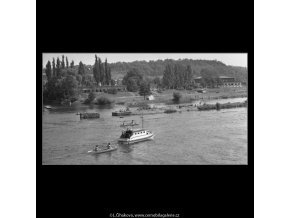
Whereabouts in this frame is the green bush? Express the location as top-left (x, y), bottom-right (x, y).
top-left (84, 92), bottom-right (96, 104)
top-left (173, 92), bottom-right (182, 102)
top-left (107, 88), bottom-right (118, 94)
top-left (164, 109), bottom-right (177, 113)
top-left (216, 103), bottom-right (221, 110)
top-left (95, 97), bottom-right (113, 105)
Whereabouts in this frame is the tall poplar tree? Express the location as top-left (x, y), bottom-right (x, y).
top-left (45, 61), bottom-right (52, 81)
top-left (93, 55), bottom-right (100, 85)
top-left (78, 61), bottom-right (85, 75)
top-left (52, 58), bottom-right (56, 77)
top-left (104, 58), bottom-right (109, 85)
top-left (61, 55), bottom-right (65, 69)
top-left (56, 57), bottom-right (61, 77)
top-left (98, 58), bottom-right (104, 85)
top-left (66, 56), bottom-right (69, 68)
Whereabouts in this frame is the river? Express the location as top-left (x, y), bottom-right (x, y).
top-left (42, 98), bottom-right (247, 165)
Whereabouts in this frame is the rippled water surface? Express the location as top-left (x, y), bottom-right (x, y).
top-left (43, 98), bottom-right (247, 165)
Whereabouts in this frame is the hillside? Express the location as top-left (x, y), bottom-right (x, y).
top-left (43, 59), bottom-right (248, 83)
top-left (108, 59), bottom-right (248, 82)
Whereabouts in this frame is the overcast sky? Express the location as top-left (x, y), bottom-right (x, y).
top-left (43, 53), bottom-right (247, 68)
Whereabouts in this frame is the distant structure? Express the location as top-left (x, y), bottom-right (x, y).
top-left (146, 95), bottom-right (155, 100)
top-left (217, 76), bottom-right (242, 87)
top-left (193, 76), bottom-right (242, 88)
top-left (81, 85), bottom-right (126, 93)
top-left (112, 79), bottom-right (123, 86)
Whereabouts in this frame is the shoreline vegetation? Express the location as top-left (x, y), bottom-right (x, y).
top-left (44, 87), bottom-right (247, 115)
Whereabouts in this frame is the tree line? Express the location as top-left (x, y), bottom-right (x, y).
top-left (109, 59), bottom-right (247, 83)
top-left (43, 55), bottom-right (112, 103)
top-left (162, 64), bottom-right (194, 89)
top-left (45, 55), bottom-right (74, 80)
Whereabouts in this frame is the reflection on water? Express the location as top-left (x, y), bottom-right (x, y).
top-left (43, 98), bottom-right (247, 165)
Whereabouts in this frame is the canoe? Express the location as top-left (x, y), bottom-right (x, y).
top-left (88, 146), bottom-right (117, 154)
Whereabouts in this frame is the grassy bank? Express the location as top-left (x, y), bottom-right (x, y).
top-left (74, 86), bottom-right (247, 107)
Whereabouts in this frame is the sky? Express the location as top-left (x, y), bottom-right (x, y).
top-left (42, 53), bottom-right (247, 68)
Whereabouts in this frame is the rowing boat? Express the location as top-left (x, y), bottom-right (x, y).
top-left (88, 145), bottom-right (117, 154)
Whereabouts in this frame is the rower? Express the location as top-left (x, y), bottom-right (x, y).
top-left (107, 142), bottom-right (111, 149)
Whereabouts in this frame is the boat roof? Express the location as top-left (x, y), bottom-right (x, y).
top-left (125, 128), bottom-right (147, 132)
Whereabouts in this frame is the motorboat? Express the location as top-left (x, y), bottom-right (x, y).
top-left (118, 128), bottom-right (154, 144)
top-left (118, 114), bottom-right (154, 144)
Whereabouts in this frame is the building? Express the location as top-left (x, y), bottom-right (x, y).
top-left (193, 76), bottom-right (202, 87)
top-left (81, 85), bottom-right (127, 93)
top-left (146, 95), bottom-right (155, 100)
top-left (193, 76), bottom-right (242, 88)
top-left (217, 76), bottom-right (242, 87)
top-left (113, 79), bottom-right (123, 86)
top-left (218, 76), bottom-right (235, 83)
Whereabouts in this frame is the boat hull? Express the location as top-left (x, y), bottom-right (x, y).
top-left (88, 146), bottom-right (117, 154)
top-left (112, 112), bottom-right (132, 116)
top-left (118, 134), bottom-right (154, 144)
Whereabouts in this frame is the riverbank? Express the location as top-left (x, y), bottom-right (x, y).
top-left (44, 87), bottom-right (247, 115)
top-left (74, 86), bottom-right (247, 106)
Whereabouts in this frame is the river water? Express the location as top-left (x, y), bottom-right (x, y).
top-left (42, 98), bottom-right (247, 165)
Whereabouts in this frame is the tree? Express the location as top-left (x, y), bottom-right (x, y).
top-left (61, 75), bottom-right (78, 100)
top-left (52, 58), bottom-right (56, 77)
top-left (200, 69), bottom-right (217, 88)
top-left (107, 67), bottom-right (112, 85)
top-left (162, 64), bottom-right (174, 89)
top-left (70, 60), bottom-right (74, 68)
top-left (111, 79), bottom-right (116, 86)
top-left (139, 81), bottom-right (151, 100)
top-left (126, 78), bottom-right (138, 92)
top-left (104, 58), bottom-right (111, 85)
top-left (122, 68), bottom-right (143, 87)
top-left (153, 77), bottom-right (161, 88)
top-left (173, 92), bottom-right (182, 102)
top-left (43, 77), bottom-right (63, 101)
top-left (61, 55), bottom-right (65, 69)
top-left (84, 92), bottom-right (96, 104)
top-left (56, 57), bottom-right (61, 77)
top-left (76, 74), bottom-right (82, 85)
top-left (98, 58), bottom-right (105, 85)
top-left (93, 55), bottom-right (100, 85)
top-left (45, 61), bottom-right (52, 81)
top-left (185, 65), bottom-right (193, 88)
top-left (66, 56), bottom-right (69, 68)
top-left (78, 61), bottom-right (85, 75)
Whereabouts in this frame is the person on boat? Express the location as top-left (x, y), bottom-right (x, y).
top-left (107, 142), bottom-right (111, 149)
top-left (95, 145), bottom-right (99, 151)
